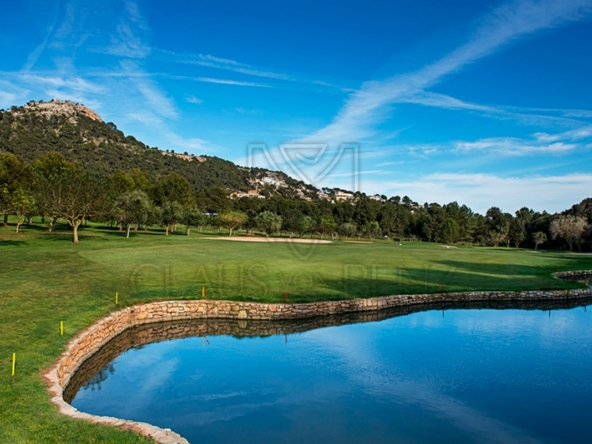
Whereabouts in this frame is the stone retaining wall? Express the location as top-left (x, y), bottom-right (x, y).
top-left (43, 272), bottom-right (592, 444)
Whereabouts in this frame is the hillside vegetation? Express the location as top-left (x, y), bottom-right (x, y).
top-left (0, 101), bottom-right (258, 191)
top-left (1, 99), bottom-right (592, 250)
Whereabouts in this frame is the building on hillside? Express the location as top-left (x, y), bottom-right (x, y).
top-left (229, 190), bottom-right (265, 199)
top-left (335, 190), bottom-right (354, 202)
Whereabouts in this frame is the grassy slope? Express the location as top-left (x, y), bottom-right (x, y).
top-left (1, 221), bottom-right (591, 443)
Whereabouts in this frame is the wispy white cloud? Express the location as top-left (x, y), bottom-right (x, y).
top-left (51, 2), bottom-right (76, 47)
top-left (534, 125), bottom-right (592, 142)
top-left (192, 77), bottom-right (272, 88)
top-left (20, 73), bottom-right (104, 94)
top-left (105, 0), bottom-right (151, 58)
top-left (21, 14), bottom-right (58, 72)
top-left (0, 80), bottom-right (29, 109)
top-left (303, 0), bottom-right (592, 145)
top-left (120, 62), bottom-right (178, 119)
top-left (453, 138), bottom-right (579, 156)
top-left (400, 91), bottom-right (589, 128)
top-left (186, 96), bottom-right (203, 104)
top-left (376, 160), bottom-right (407, 167)
top-left (153, 49), bottom-right (351, 92)
top-left (401, 91), bottom-right (497, 113)
top-left (363, 172), bottom-right (592, 213)
top-left (162, 50), bottom-right (292, 81)
top-left (128, 111), bottom-right (163, 126)
top-left (165, 132), bottom-right (211, 153)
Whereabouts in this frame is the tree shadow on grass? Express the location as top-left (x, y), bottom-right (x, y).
top-left (434, 257), bottom-right (592, 281)
top-left (0, 239), bottom-right (28, 246)
top-left (147, 266), bottom-right (584, 305)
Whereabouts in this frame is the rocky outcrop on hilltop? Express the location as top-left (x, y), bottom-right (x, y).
top-left (19, 98), bottom-right (103, 123)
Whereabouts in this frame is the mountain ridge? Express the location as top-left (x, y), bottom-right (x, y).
top-left (0, 99), bottom-right (323, 200)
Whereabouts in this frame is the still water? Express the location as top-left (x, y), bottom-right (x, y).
top-left (70, 302), bottom-right (592, 444)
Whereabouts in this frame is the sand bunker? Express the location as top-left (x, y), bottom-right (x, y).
top-left (202, 236), bottom-right (332, 244)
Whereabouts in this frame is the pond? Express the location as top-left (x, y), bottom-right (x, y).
top-left (68, 300), bottom-right (592, 444)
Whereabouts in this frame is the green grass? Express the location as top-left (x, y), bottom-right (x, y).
top-left (1, 220), bottom-right (591, 443)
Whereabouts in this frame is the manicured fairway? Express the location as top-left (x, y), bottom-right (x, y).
top-left (1, 221), bottom-right (591, 443)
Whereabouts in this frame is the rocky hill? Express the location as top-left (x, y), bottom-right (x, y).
top-left (17, 99), bottom-right (103, 123)
top-left (0, 100), bottom-right (321, 199)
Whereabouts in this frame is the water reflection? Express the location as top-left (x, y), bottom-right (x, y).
top-left (65, 298), bottom-right (592, 403)
top-left (82, 363), bottom-right (116, 392)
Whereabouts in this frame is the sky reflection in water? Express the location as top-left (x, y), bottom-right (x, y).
top-left (71, 306), bottom-right (592, 443)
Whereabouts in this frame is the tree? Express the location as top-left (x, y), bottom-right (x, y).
top-left (58, 171), bottom-right (109, 243)
top-left (256, 211), bottom-right (282, 237)
top-left (509, 218), bottom-right (527, 248)
top-left (282, 209), bottom-right (303, 238)
top-left (220, 210), bottom-right (248, 236)
top-left (153, 172), bottom-right (193, 207)
top-left (182, 207), bottom-right (206, 236)
top-left (33, 152), bottom-right (74, 232)
top-left (6, 187), bottom-right (35, 233)
top-left (161, 201), bottom-right (183, 235)
top-left (441, 219), bottom-right (460, 244)
top-left (485, 207), bottom-right (511, 247)
top-left (550, 215), bottom-right (587, 251)
top-left (38, 155), bottom-right (106, 240)
top-left (379, 203), bottom-right (410, 241)
top-left (533, 231), bottom-right (547, 251)
top-left (318, 215), bottom-right (337, 239)
top-left (582, 224), bottom-right (592, 251)
top-left (129, 168), bottom-right (152, 194)
top-left (108, 170), bottom-right (135, 196)
top-left (298, 215), bottom-right (314, 238)
top-left (338, 222), bottom-right (357, 239)
top-left (0, 153), bottom-right (30, 226)
top-left (362, 221), bottom-right (381, 240)
top-left (112, 190), bottom-right (152, 238)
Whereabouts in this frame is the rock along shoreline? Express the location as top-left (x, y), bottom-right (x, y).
top-left (43, 270), bottom-right (592, 444)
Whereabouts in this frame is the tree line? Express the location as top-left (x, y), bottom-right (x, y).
top-left (1, 151), bottom-right (591, 250)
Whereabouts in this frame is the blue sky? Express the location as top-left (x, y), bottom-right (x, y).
top-left (1, 0), bottom-right (592, 214)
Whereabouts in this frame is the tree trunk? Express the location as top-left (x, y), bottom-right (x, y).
top-left (118, 222), bottom-right (123, 231)
top-left (27, 215), bottom-right (32, 225)
top-left (229, 228), bottom-right (233, 236)
top-left (16, 221), bottom-right (21, 233)
top-left (569, 242), bottom-right (573, 251)
top-left (49, 216), bottom-right (57, 232)
top-left (134, 223), bottom-right (139, 231)
top-left (3, 214), bottom-right (8, 226)
top-left (126, 224), bottom-right (131, 238)
top-left (72, 222), bottom-right (80, 244)
top-left (165, 225), bottom-right (169, 236)
top-left (186, 226), bottom-right (191, 236)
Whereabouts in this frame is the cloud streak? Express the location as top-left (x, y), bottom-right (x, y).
top-left (304, 0), bottom-right (592, 145)
top-left (148, 49), bottom-right (353, 94)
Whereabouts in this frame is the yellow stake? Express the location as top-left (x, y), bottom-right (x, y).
top-left (60, 321), bottom-right (64, 336)
top-left (115, 292), bottom-right (119, 305)
top-left (202, 287), bottom-right (206, 298)
top-left (12, 353), bottom-right (16, 377)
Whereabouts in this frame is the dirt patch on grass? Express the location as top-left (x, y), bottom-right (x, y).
top-left (202, 236), bottom-right (332, 244)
